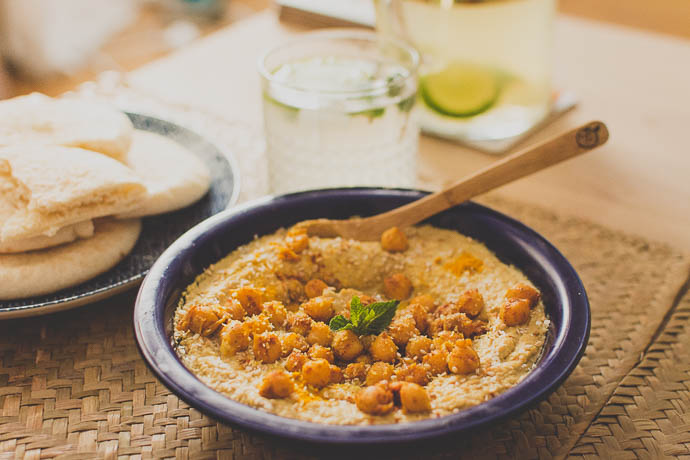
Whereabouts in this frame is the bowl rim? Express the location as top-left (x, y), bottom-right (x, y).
top-left (133, 187), bottom-right (590, 444)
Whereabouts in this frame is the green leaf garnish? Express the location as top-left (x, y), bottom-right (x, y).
top-left (366, 300), bottom-right (399, 333)
top-left (328, 315), bottom-right (352, 331)
top-left (349, 296), bottom-right (365, 325)
top-left (328, 296), bottom-right (399, 335)
top-left (397, 95), bottom-right (415, 113)
top-left (349, 107), bottom-right (386, 121)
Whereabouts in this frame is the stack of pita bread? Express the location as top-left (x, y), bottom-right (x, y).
top-left (0, 93), bottom-right (212, 300)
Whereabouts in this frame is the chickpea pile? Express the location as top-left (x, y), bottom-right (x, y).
top-left (178, 226), bottom-right (541, 417)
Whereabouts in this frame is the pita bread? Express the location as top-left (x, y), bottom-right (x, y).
top-left (0, 218), bottom-right (141, 300)
top-left (0, 93), bottom-right (133, 161)
top-left (117, 131), bottom-right (211, 218)
top-left (0, 221), bottom-right (94, 254)
top-left (0, 144), bottom-right (146, 241)
top-left (0, 158), bottom-right (29, 230)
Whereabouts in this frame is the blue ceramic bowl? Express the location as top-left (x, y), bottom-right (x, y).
top-left (133, 188), bottom-right (589, 444)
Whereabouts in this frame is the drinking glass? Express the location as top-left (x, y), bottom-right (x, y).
top-left (375, 0), bottom-right (556, 142)
top-left (259, 30), bottom-right (419, 194)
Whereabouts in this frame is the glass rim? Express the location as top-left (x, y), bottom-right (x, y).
top-left (257, 29), bottom-right (419, 98)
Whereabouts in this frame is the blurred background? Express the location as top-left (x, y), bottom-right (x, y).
top-left (0, 0), bottom-right (687, 101)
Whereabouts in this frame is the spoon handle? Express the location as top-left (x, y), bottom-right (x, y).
top-left (370, 121), bottom-right (609, 228)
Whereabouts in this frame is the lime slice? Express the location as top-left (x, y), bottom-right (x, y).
top-left (420, 64), bottom-right (500, 117)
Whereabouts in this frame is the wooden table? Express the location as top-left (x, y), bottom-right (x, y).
top-left (2, 11), bottom-right (690, 458)
top-left (128, 10), bottom-right (690, 253)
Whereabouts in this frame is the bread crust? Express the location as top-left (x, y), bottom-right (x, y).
top-left (0, 218), bottom-right (141, 300)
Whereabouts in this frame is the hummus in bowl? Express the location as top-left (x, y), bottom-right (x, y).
top-left (173, 223), bottom-right (548, 425)
top-left (134, 188), bottom-right (589, 443)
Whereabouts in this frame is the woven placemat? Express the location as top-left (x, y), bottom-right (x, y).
top-left (1, 82), bottom-right (688, 459)
top-left (0, 196), bottom-right (687, 459)
top-left (570, 283), bottom-right (690, 459)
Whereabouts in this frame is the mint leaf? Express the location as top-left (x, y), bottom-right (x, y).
top-left (329, 315), bottom-right (350, 331)
top-left (349, 296), bottom-right (364, 325)
top-left (328, 297), bottom-right (400, 335)
top-left (360, 300), bottom-right (399, 334)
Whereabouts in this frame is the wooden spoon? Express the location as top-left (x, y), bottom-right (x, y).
top-left (298, 121), bottom-right (609, 240)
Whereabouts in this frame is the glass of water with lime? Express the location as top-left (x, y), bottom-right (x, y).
top-left (259, 30), bottom-right (419, 195)
top-left (375, 0), bottom-right (556, 142)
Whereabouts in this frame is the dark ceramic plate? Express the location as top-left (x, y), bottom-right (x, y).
top-left (0, 113), bottom-right (239, 319)
top-left (133, 188), bottom-right (590, 444)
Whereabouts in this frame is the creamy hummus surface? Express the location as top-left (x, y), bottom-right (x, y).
top-left (173, 225), bottom-right (549, 425)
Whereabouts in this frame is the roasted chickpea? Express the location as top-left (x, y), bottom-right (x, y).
top-left (447, 339), bottom-right (480, 374)
top-left (306, 322), bottom-right (333, 347)
top-left (432, 302), bottom-right (455, 319)
top-left (359, 335), bottom-right (376, 350)
top-left (304, 279), bottom-right (328, 298)
top-left (409, 303), bottom-right (430, 334)
top-left (343, 362), bottom-right (368, 382)
top-left (391, 382), bottom-right (431, 413)
top-left (355, 354), bottom-right (373, 365)
top-left (225, 299), bottom-right (246, 321)
top-left (235, 287), bottom-right (263, 316)
top-left (277, 246), bottom-right (299, 262)
top-left (281, 332), bottom-right (309, 356)
top-left (329, 364), bottom-right (344, 384)
top-left (287, 311), bottom-right (312, 336)
top-left (302, 296), bottom-right (335, 322)
top-left (369, 333), bottom-right (398, 363)
top-left (430, 313), bottom-right (487, 338)
top-left (179, 304), bottom-right (226, 336)
top-left (359, 295), bottom-right (376, 306)
top-left (259, 371), bottom-right (293, 399)
top-left (387, 315), bottom-right (418, 347)
top-left (285, 350), bottom-right (307, 372)
top-left (505, 283), bottom-right (540, 307)
top-left (253, 333), bottom-right (282, 364)
top-left (395, 363), bottom-right (430, 386)
top-left (219, 321), bottom-right (249, 357)
top-left (500, 298), bottom-right (531, 326)
top-left (432, 331), bottom-right (464, 353)
top-left (383, 273), bottom-right (413, 300)
top-left (434, 299), bottom-right (481, 320)
top-left (366, 362), bottom-right (394, 386)
top-left (423, 349), bottom-right (448, 375)
top-left (302, 358), bottom-right (331, 388)
top-left (308, 344), bottom-right (334, 363)
top-left (284, 279), bottom-right (305, 304)
top-left (355, 383), bottom-right (394, 415)
top-left (286, 233), bottom-right (309, 253)
top-left (261, 301), bottom-right (288, 327)
top-left (461, 318), bottom-right (488, 338)
top-left (332, 330), bottom-right (364, 362)
top-left (380, 226), bottom-right (408, 252)
top-left (244, 314), bottom-right (272, 336)
top-left (440, 312), bottom-right (487, 337)
top-left (457, 289), bottom-right (485, 318)
top-left (406, 336), bottom-right (432, 360)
